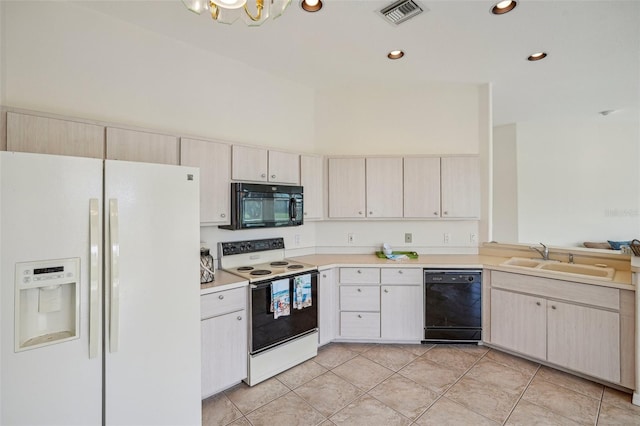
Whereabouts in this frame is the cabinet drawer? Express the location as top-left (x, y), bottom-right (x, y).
top-left (491, 271), bottom-right (619, 310)
top-left (381, 268), bottom-right (422, 285)
top-left (340, 312), bottom-right (380, 338)
top-left (201, 287), bottom-right (246, 319)
top-left (340, 267), bottom-right (380, 284)
top-left (340, 286), bottom-right (380, 311)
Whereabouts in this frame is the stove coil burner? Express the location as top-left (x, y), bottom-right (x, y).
top-left (270, 261), bottom-right (289, 267)
top-left (287, 264), bottom-right (304, 270)
top-left (250, 270), bottom-right (272, 276)
top-left (237, 266), bottom-right (254, 272)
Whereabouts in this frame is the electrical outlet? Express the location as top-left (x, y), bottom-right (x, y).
top-left (470, 233), bottom-right (477, 244)
top-left (348, 233), bottom-right (355, 244)
top-left (405, 233), bottom-right (412, 243)
top-left (295, 234), bottom-right (301, 246)
top-left (443, 233), bottom-right (450, 244)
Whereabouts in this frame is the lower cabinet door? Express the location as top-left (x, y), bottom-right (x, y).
top-left (490, 289), bottom-right (547, 359)
top-left (340, 312), bottom-right (380, 338)
top-left (547, 301), bottom-right (620, 383)
top-left (201, 309), bottom-right (247, 398)
top-left (381, 285), bottom-right (423, 340)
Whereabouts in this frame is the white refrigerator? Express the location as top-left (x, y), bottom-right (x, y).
top-left (0, 151), bottom-right (202, 425)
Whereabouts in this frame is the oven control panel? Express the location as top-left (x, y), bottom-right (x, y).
top-left (219, 237), bottom-right (285, 256)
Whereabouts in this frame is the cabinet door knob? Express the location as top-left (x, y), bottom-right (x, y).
top-left (261, 173), bottom-right (266, 178)
top-left (237, 316), bottom-right (242, 321)
top-left (322, 274), bottom-right (326, 278)
top-left (358, 211), bottom-right (363, 215)
top-left (443, 211), bottom-right (448, 215)
top-left (271, 174), bottom-right (276, 179)
top-left (384, 289), bottom-right (389, 293)
top-left (218, 295), bottom-right (224, 300)
top-left (304, 212), bottom-right (308, 216)
top-left (536, 301), bottom-right (541, 306)
top-left (357, 270), bottom-right (362, 274)
top-left (220, 213), bottom-right (226, 218)
top-left (357, 288), bottom-right (362, 292)
top-left (357, 314), bottom-right (362, 318)
top-left (398, 270), bottom-right (403, 274)
top-left (369, 211), bottom-right (373, 215)
top-left (551, 305), bottom-right (557, 310)
top-left (434, 212), bottom-right (438, 216)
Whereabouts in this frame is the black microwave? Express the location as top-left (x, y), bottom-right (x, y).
top-left (219, 183), bottom-right (304, 230)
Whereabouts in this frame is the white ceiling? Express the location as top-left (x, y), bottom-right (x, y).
top-left (77, 0), bottom-right (640, 126)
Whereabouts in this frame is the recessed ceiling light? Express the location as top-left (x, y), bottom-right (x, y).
top-left (491, 0), bottom-right (517, 15)
top-left (301, 0), bottom-right (322, 12)
top-left (388, 50), bottom-right (405, 60)
top-left (527, 52), bottom-right (547, 61)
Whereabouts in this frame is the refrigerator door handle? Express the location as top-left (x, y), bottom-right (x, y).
top-left (109, 198), bottom-right (120, 353)
top-left (89, 198), bottom-right (101, 358)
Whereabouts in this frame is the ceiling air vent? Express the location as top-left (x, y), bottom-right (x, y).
top-left (379, 0), bottom-right (424, 25)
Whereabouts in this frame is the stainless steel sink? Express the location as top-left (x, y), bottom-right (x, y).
top-left (500, 257), bottom-right (615, 281)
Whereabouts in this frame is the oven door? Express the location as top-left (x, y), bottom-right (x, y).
top-left (250, 271), bottom-right (318, 354)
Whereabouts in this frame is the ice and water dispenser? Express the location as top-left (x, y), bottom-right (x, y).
top-left (14, 258), bottom-right (80, 351)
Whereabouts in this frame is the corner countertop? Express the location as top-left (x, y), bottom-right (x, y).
top-left (289, 254), bottom-right (634, 291)
top-left (200, 270), bottom-right (248, 295)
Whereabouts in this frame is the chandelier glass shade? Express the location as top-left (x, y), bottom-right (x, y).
top-left (182, 0), bottom-right (292, 26)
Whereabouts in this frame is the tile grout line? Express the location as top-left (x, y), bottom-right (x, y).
top-left (500, 363), bottom-right (541, 425)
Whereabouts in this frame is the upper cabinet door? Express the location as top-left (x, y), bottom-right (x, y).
top-left (441, 156), bottom-right (480, 218)
top-left (180, 138), bottom-right (231, 225)
top-left (7, 112), bottom-right (105, 158)
top-left (300, 154), bottom-right (323, 220)
top-left (328, 158), bottom-right (366, 218)
top-left (106, 127), bottom-right (179, 165)
top-left (366, 157), bottom-right (403, 218)
top-left (268, 150), bottom-right (300, 184)
top-left (403, 157), bottom-right (441, 218)
top-left (231, 145), bottom-right (268, 182)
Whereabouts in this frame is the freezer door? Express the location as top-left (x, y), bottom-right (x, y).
top-left (0, 152), bottom-right (103, 425)
top-left (103, 160), bottom-right (201, 425)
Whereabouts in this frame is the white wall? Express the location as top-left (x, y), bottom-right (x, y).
top-left (2, 1), bottom-right (315, 152)
top-left (493, 123), bottom-right (518, 242)
top-left (516, 118), bottom-right (640, 246)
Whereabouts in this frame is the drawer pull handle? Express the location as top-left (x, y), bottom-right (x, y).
top-left (536, 302), bottom-right (541, 306)
top-left (398, 270), bottom-right (403, 274)
top-left (218, 295), bottom-right (224, 300)
top-left (357, 270), bottom-right (362, 274)
top-left (358, 314), bottom-right (362, 318)
top-left (237, 316), bottom-right (242, 321)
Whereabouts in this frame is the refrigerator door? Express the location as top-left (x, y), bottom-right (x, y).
top-left (1, 152), bottom-right (103, 425)
top-left (103, 160), bottom-right (201, 425)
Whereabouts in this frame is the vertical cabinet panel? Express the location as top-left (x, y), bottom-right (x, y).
top-left (106, 127), bottom-right (178, 165)
top-left (328, 158), bottom-right (366, 218)
top-left (441, 156), bottom-right (480, 218)
top-left (180, 138), bottom-right (231, 224)
top-left (7, 112), bottom-right (104, 158)
top-left (300, 155), bottom-right (324, 220)
top-left (318, 269), bottom-right (336, 346)
top-left (366, 157), bottom-right (403, 218)
top-left (268, 150), bottom-right (300, 184)
top-left (403, 157), bottom-right (441, 218)
top-left (231, 145), bottom-right (268, 182)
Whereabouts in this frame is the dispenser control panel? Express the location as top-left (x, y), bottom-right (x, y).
top-left (18, 259), bottom-right (78, 289)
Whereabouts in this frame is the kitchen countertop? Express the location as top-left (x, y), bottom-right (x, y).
top-left (290, 253), bottom-right (634, 291)
top-left (200, 270), bottom-right (248, 295)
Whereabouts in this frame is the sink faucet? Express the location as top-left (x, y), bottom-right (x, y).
top-left (530, 242), bottom-right (550, 260)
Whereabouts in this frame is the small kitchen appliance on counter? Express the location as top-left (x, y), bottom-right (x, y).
top-left (219, 237), bottom-right (318, 386)
top-left (200, 247), bottom-right (215, 283)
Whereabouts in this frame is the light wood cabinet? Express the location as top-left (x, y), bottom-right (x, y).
top-left (489, 271), bottom-right (626, 385)
top-left (403, 157), bottom-right (441, 218)
top-left (441, 156), bottom-right (480, 218)
top-left (200, 287), bottom-right (247, 398)
top-left (7, 112), bottom-right (104, 158)
top-left (318, 268), bottom-right (336, 346)
top-left (231, 145), bottom-right (299, 184)
top-left (366, 157), bottom-right (403, 218)
top-left (180, 137), bottom-right (231, 224)
top-left (381, 285), bottom-right (423, 340)
top-left (106, 127), bottom-right (179, 165)
top-left (300, 155), bottom-right (324, 220)
top-left (328, 158), bottom-right (366, 218)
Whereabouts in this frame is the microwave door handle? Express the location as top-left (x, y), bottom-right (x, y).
top-left (289, 198), bottom-right (296, 220)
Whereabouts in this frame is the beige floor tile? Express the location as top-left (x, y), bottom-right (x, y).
top-left (522, 376), bottom-right (599, 425)
top-left (396, 343), bottom-right (434, 357)
top-left (597, 402), bottom-right (640, 425)
top-left (466, 358), bottom-right (533, 396)
top-left (415, 396), bottom-right (499, 426)
top-left (245, 391), bottom-right (326, 426)
top-left (535, 366), bottom-right (604, 399)
top-left (332, 342), bottom-right (375, 353)
top-left (319, 421), bottom-right (336, 426)
top-left (294, 371), bottom-right (363, 417)
top-left (330, 394), bottom-right (411, 426)
top-left (398, 356), bottom-right (464, 394)
top-left (224, 378), bottom-right (290, 414)
top-left (201, 393), bottom-right (243, 426)
top-left (368, 374), bottom-right (439, 420)
top-left (332, 355), bottom-right (394, 390)
top-left (314, 343), bottom-right (358, 369)
top-left (277, 359), bottom-right (328, 389)
top-left (602, 387), bottom-right (640, 414)
top-left (506, 399), bottom-right (581, 425)
top-left (421, 345), bottom-right (479, 371)
top-left (445, 376), bottom-right (520, 423)
top-left (227, 418), bottom-right (251, 426)
top-left (451, 343), bottom-right (491, 356)
top-left (361, 344), bottom-right (418, 371)
top-left (485, 349), bottom-right (540, 375)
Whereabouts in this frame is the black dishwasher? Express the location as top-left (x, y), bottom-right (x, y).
top-left (424, 269), bottom-right (482, 342)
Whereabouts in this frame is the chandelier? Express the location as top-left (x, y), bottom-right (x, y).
top-left (182, 0), bottom-right (292, 26)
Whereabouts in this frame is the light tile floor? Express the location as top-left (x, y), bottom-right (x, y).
top-left (202, 343), bottom-right (640, 425)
